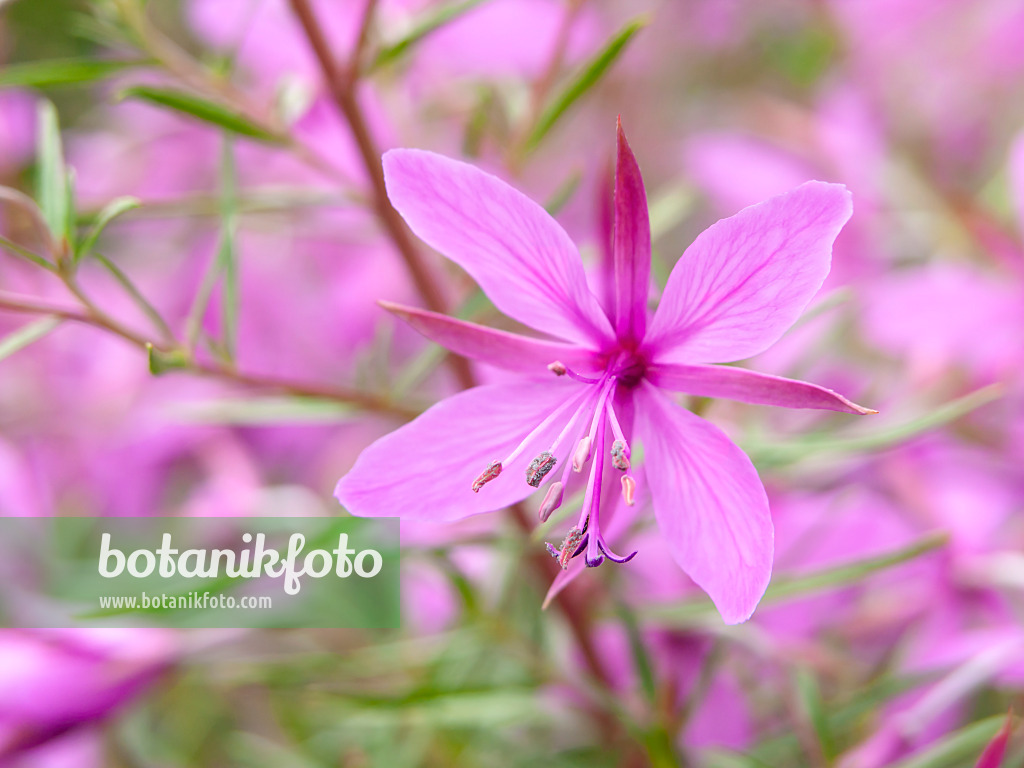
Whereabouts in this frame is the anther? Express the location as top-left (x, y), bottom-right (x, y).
top-left (621, 475), bottom-right (636, 506)
top-left (610, 439), bottom-right (630, 471)
top-left (471, 460), bottom-right (502, 492)
top-left (572, 436), bottom-right (592, 472)
top-left (538, 481), bottom-right (564, 522)
top-left (553, 527), bottom-right (585, 570)
top-left (547, 361), bottom-right (567, 376)
top-left (525, 451), bottom-right (557, 487)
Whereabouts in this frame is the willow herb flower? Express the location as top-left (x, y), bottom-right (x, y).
top-left (336, 121), bottom-right (873, 624)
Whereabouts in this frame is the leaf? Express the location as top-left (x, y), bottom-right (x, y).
top-left (794, 667), bottom-right (836, 760)
top-left (0, 58), bottom-right (145, 88)
top-left (525, 17), bottom-right (647, 151)
top-left (75, 196), bottom-right (141, 261)
top-left (746, 385), bottom-right (1005, 469)
top-left (371, 0), bottom-right (492, 70)
top-left (217, 137), bottom-right (239, 360)
top-left (976, 711), bottom-right (1014, 768)
top-left (615, 601), bottom-right (657, 705)
top-left (118, 85), bottom-right (287, 144)
top-left (641, 532), bottom-right (948, 625)
top-left (0, 317), bottom-right (62, 361)
top-left (165, 397), bottom-right (355, 425)
top-left (35, 100), bottom-right (70, 244)
top-left (888, 714), bottom-right (1008, 768)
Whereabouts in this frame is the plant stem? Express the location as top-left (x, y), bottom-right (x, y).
top-left (0, 291), bottom-right (418, 418)
top-left (286, 0), bottom-right (474, 390)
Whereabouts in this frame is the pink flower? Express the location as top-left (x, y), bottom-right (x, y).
top-left (335, 121), bottom-right (871, 624)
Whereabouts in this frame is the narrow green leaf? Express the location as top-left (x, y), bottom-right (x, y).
top-left (525, 17), bottom-right (647, 151)
top-left (166, 397), bottom-right (354, 425)
top-left (747, 385), bottom-right (1004, 469)
top-left (765, 531), bottom-right (947, 602)
top-left (794, 667), bottom-right (836, 760)
top-left (371, 0), bottom-right (492, 69)
top-left (118, 86), bottom-right (286, 144)
top-left (615, 601), bottom-right (657, 705)
top-left (888, 714), bottom-right (1007, 768)
top-left (0, 235), bottom-right (54, 271)
top-left (35, 100), bottom-right (69, 243)
top-left (218, 136), bottom-right (239, 361)
top-left (642, 532), bottom-right (947, 625)
top-left (0, 317), bottom-right (62, 361)
top-left (76, 196), bottom-right (141, 261)
top-left (0, 58), bottom-right (144, 88)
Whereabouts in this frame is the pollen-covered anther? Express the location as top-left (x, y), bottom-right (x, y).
top-left (547, 361), bottom-right (567, 376)
top-left (610, 439), bottom-right (630, 471)
top-left (538, 481), bottom-right (564, 522)
top-left (572, 436), bottom-right (592, 472)
top-left (621, 475), bottom-right (636, 506)
top-left (557, 526), bottom-right (585, 570)
top-left (525, 451), bottom-right (557, 487)
top-left (471, 460), bottom-right (502, 492)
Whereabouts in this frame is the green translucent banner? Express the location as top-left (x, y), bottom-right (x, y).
top-left (0, 517), bottom-right (400, 628)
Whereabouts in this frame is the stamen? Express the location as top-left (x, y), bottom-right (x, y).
top-left (546, 526), bottom-right (585, 570)
top-left (526, 451), bottom-right (557, 487)
top-left (499, 390), bottom-right (588, 470)
top-left (610, 439), bottom-right (630, 471)
top-left (538, 481), bottom-right (563, 521)
top-left (621, 474), bottom-right (636, 506)
top-left (605, 399), bottom-right (631, 471)
top-left (572, 436), bottom-right (592, 472)
top-left (471, 460), bottom-right (501, 492)
top-left (547, 360), bottom-right (602, 384)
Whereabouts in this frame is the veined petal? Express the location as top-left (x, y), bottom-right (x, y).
top-left (611, 119), bottom-right (651, 345)
top-left (380, 301), bottom-right (604, 374)
top-left (644, 181), bottom-right (852, 364)
top-left (383, 149), bottom-right (615, 347)
top-left (336, 380), bottom-right (583, 523)
top-left (634, 382), bottom-right (772, 624)
top-left (647, 362), bottom-right (877, 415)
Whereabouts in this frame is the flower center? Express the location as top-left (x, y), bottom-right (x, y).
top-left (611, 352), bottom-right (646, 388)
top-left (470, 357), bottom-right (639, 570)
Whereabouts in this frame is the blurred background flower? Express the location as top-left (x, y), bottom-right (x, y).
top-left (0, 0), bottom-right (1021, 765)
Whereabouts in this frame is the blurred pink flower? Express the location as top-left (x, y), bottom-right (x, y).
top-left (336, 122), bottom-right (869, 623)
top-left (0, 629), bottom-right (172, 761)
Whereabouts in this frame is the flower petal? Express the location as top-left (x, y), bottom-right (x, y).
top-left (646, 362), bottom-right (877, 415)
top-left (644, 181), bottom-right (852, 364)
top-left (611, 119), bottom-right (651, 345)
top-left (634, 382), bottom-right (772, 624)
top-left (976, 710), bottom-right (1014, 768)
top-left (383, 149), bottom-right (615, 346)
top-left (380, 301), bottom-right (604, 374)
top-left (336, 380), bottom-right (586, 523)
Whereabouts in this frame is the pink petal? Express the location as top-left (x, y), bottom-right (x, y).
top-left (634, 382), bottom-right (773, 624)
top-left (976, 711), bottom-right (1014, 768)
top-left (336, 379), bottom-right (586, 523)
top-left (383, 149), bottom-right (615, 347)
top-left (647, 362), bottom-right (877, 415)
top-left (644, 181), bottom-right (852, 364)
top-left (611, 119), bottom-right (651, 345)
top-left (380, 301), bottom-right (604, 374)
